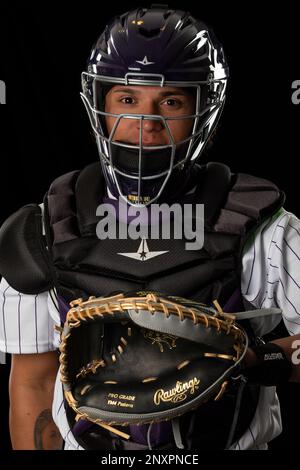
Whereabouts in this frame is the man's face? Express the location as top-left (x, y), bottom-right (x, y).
top-left (104, 85), bottom-right (195, 146)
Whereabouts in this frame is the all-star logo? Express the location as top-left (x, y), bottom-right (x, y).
top-left (117, 238), bottom-right (168, 262)
top-left (136, 56), bottom-right (155, 66)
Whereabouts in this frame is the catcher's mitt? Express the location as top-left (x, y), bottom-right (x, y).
top-left (59, 291), bottom-right (248, 440)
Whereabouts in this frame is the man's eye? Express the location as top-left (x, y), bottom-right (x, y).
top-left (121, 97), bottom-right (135, 104)
top-left (163, 98), bottom-right (181, 106)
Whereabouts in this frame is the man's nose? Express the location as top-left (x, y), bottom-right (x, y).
top-left (137, 102), bottom-right (164, 132)
top-left (142, 117), bottom-right (164, 132)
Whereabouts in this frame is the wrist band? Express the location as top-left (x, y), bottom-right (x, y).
top-left (244, 342), bottom-right (293, 386)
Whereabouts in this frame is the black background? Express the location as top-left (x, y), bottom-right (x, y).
top-left (0, 1), bottom-right (299, 451)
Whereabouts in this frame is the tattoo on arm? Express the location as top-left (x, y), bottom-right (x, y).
top-left (34, 409), bottom-right (62, 450)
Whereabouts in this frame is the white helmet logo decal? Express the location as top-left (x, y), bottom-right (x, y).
top-left (136, 56), bottom-right (155, 66)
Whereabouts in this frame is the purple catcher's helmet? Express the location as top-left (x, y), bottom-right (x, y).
top-left (81, 5), bottom-right (229, 206)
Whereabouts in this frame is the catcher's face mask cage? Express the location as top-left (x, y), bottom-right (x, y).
top-left (80, 6), bottom-right (229, 207)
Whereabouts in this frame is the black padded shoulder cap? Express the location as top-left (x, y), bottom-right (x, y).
top-left (0, 204), bottom-right (54, 294)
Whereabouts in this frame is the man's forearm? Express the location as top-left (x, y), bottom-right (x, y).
top-left (9, 383), bottom-right (62, 450)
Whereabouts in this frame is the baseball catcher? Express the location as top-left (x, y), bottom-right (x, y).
top-left (0, 5), bottom-right (297, 452)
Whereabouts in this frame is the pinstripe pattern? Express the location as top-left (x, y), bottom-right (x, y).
top-left (1, 208), bottom-right (300, 449)
top-left (282, 264), bottom-right (300, 289)
top-left (0, 278), bottom-right (57, 353)
top-left (288, 222), bottom-right (300, 236)
top-left (242, 210), bottom-right (300, 336)
top-left (56, 399), bottom-right (64, 417)
top-left (1, 285), bottom-right (9, 353)
top-left (278, 279), bottom-right (300, 316)
top-left (283, 238), bottom-right (300, 261)
top-left (47, 306), bottom-right (50, 350)
top-left (18, 292), bottom-right (21, 354)
top-left (244, 234), bottom-right (255, 296)
top-left (248, 425), bottom-right (257, 449)
top-left (34, 294), bottom-right (38, 353)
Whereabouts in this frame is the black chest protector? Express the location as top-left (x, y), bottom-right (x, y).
top-left (0, 161), bottom-right (284, 450)
top-left (0, 161), bottom-right (284, 304)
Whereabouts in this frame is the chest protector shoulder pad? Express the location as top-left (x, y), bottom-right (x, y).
top-left (0, 203), bottom-right (54, 293)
